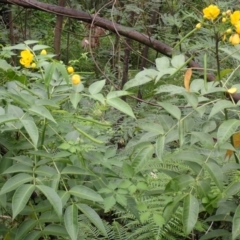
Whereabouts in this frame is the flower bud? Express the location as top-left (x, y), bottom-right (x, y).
top-left (196, 23), bottom-right (201, 29)
top-left (40, 49), bottom-right (47, 55)
top-left (67, 66), bottom-right (74, 74)
top-left (71, 74), bottom-right (81, 85)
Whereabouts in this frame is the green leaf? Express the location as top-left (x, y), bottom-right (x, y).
top-left (158, 102), bottom-right (181, 120)
top-left (217, 119), bottom-right (240, 144)
top-left (69, 93), bottom-right (82, 109)
top-left (44, 62), bottom-right (56, 87)
top-left (55, 62), bottom-right (70, 85)
top-left (89, 80), bottom-right (106, 95)
top-left (191, 132), bottom-right (214, 147)
top-left (133, 144), bottom-right (154, 172)
top-left (24, 230), bottom-right (42, 240)
top-left (205, 161), bottom-right (223, 191)
top-left (199, 229), bottom-right (230, 240)
top-left (0, 114), bottom-right (18, 125)
top-left (155, 84), bottom-right (184, 95)
top-left (165, 175), bottom-right (195, 192)
top-left (11, 156), bottom-right (33, 167)
top-left (36, 185), bottom-right (62, 217)
top-left (183, 92), bottom-right (198, 108)
top-left (123, 69), bottom-right (158, 90)
top-left (153, 213), bottom-right (165, 227)
top-left (156, 56), bottom-right (170, 71)
top-left (140, 211), bottom-right (151, 223)
top-left (3, 163), bottom-right (32, 174)
top-left (106, 98), bottom-right (135, 118)
top-left (202, 121), bottom-right (217, 133)
top-left (138, 123), bottom-right (164, 135)
top-left (12, 184), bottom-right (35, 219)
top-left (163, 194), bottom-right (185, 223)
top-left (77, 203), bottom-right (108, 237)
top-left (35, 165), bottom-right (57, 177)
top-left (155, 135), bottom-right (165, 161)
top-left (69, 185), bottom-right (103, 202)
top-left (171, 54), bottom-right (185, 68)
top-left (64, 204), bottom-right (79, 240)
top-left (20, 119), bottom-right (39, 148)
top-left (43, 224), bottom-right (68, 236)
top-left (183, 194), bottom-right (199, 235)
top-left (0, 173), bottom-right (33, 195)
top-left (122, 162), bottom-right (134, 178)
top-left (61, 166), bottom-right (92, 175)
top-left (24, 40), bottom-right (39, 45)
top-left (15, 219), bottom-right (37, 240)
top-left (103, 195), bottom-right (116, 212)
top-left (0, 59), bottom-right (12, 70)
top-left (233, 204), bottom-right (240, 239)
top-left (33, 44), bottom-right (49, 51)
top-left (29, 105), bottom-right (56, 123)
top-left (178, 120), bottom-right (184, 147)
top-left (209, 100), bottom-right (235, 119)
top-left (107, 90), bottom-right (131, 99)
top-left (87, 93), bottom-right (105, 104)
top-left (225, 182), bottom-right (240, 197)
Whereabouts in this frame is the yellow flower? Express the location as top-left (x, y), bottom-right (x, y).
top-left (19, 49), bottom-right (33, 67)
top-left (222, 12), bottom-right (226, 17)
top-left (71, 74), bottom-right (81, 85)
top-left (229, 33), bottom-right (240, 45)
top-left (40, 49), bottom-right (47, 55)
top-left (67, 66), bottom-right (74, 74)
top-left (222, 17), bottom-right (226, 23)
top-left (196, 23), bottom-right (201, 29)
top-left (230, 11), bottom-right (240, 25)
top-left (203, 5), bottom-right (220, 21)
top-left (31, 62), bottom-right (36, 68)
top-left (227, 87), bottom-right (237, 94)
top-left (236, 22), bottom-right (240, 34)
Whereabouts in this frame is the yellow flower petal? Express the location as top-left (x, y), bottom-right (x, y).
top-left (229, 33), bottom-right (240, 45)
top-left (231, 11), bottom-right (240, 25)
top-left (203, 5), bottom-right (220, 21)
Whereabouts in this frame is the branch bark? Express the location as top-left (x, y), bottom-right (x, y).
top-left (3, 0), bottom-right (215, 81)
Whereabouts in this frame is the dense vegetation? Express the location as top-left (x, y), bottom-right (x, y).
top-left (1, 0), bottom-right (240, 239)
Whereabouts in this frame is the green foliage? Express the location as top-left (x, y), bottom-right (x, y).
top-left (3, 1), bottom-right (240, 240)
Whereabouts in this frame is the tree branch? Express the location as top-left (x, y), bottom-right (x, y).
top-left (3, 0), bottom-right (215, 81)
